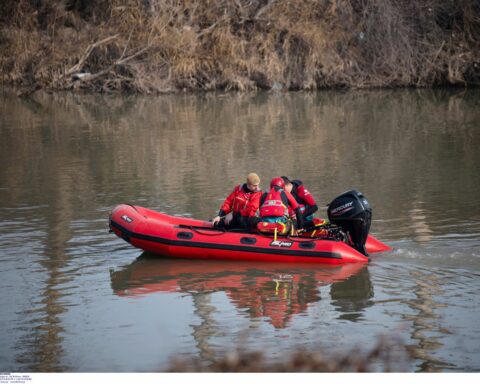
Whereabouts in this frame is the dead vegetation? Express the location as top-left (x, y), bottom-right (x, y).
top-left (1, 0), bottom-right (479, 94)
top-left (167, 336), bottom-right (409, 372)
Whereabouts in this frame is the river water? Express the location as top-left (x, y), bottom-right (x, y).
top-left (0, 89), bottom-right (479, 372)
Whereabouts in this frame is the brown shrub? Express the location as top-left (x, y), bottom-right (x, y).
top-left (167, 336), bottom-right (409, 372)
top-left (1, 0), bottom-right (479, 94)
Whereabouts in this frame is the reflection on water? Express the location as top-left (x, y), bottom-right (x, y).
top-left (192, 294), bottom-right (217, 364)
top-left (2, 89), bottom-right (480, 226)
top-left (408, 206), bottom-right (433, 244)
top-left (109, 257), bottom-right (373, 365)
top-left (404, 270), bottom-right (453, 372)
top-left (110, 256), bottom-right (369, 330)
top-left (330, 267), bottom-right (374, 321)
top-left (1, 88), bottom-right (480, 371)
top-left (11, 171), bottom-right (76, 371)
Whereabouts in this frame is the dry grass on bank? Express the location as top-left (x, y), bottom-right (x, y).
top-left (1, 0), bottom-right (479, 94)
top-left (167, 337), bottom-right (410, 372)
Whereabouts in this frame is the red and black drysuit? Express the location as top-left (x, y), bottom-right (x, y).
top-left (287, 180), bottom-right (318, 225)
top-left (216, 183), bottom-right (262, 230)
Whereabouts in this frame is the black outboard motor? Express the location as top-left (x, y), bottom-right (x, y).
top-left (327, 190), bottom-right (372, 256)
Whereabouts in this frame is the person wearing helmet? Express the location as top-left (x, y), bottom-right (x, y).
top-left (212, 172), bottom-right (262, 230)
top-left (257, 177), bottom-right (304, 235)
top-left (281, 176), bottom-right (318, 227)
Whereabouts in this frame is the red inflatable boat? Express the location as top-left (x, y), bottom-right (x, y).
top-left (109, 202), bottom-right (391, 264)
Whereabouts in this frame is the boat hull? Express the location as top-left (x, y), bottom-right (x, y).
top-left (109, 204), bottom-right (391, 264)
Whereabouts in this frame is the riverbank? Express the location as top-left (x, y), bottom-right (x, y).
top-left (1, 0), bottom-right (479, 95)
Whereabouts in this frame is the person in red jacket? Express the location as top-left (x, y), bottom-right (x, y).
top-left (281, 176), bottom-right (318, 227)
top-left (212, 173), bottom-right (262, 230)
top-left (257, 177), bottom-right (304, 235)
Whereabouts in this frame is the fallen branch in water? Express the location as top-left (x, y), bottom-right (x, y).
top-left (54, 28), bottom-right (155, 92)
top-left (66, 34), bottom-right (119, 77)
top-left (73, 44), bottom-right (152, 84)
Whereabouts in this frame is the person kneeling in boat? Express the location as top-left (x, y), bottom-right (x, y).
top-left (281, 176), bottom-right (319, 229)
top-left (212, 172), bottom-right (262, 230)
top-left (257, 177), bottom-right (304, 236)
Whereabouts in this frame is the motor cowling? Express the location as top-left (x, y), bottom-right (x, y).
top-left (327, 190), bottom-right (372, 256)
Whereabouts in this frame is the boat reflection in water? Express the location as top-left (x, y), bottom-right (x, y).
top-left (110, 253), bottom-right (371, 329)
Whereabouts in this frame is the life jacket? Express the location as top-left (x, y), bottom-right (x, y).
top-left (259, 188), bottom-right (287, 218)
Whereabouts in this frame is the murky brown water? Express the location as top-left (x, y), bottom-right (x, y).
top-left (1, 89), bottom-right (479, 372)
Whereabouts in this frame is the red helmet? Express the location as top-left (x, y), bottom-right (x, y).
top-left (270, 177), bottom-right (285, 189)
